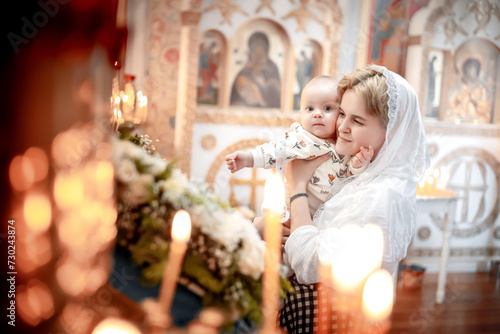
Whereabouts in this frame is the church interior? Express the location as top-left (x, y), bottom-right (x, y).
top-left (3, 0), bottom-right (500, 333)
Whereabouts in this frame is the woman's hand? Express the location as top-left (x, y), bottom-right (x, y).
top-left (284, 155), bottom-right (330, 194)
top-left (281, 217), bottom-right (290, 246)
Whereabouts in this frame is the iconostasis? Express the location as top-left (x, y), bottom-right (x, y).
top-left (126, 0), bottom-right (500, 272)
top-left (404, 0), bottom-right (500, 272)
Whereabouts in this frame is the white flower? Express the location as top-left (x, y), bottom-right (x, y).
top-left (238, 238), bottom-right (265, 279)
top-left (116, 159), bottom-right (139, 183)
top-left (142, 154), bottom-right (168, 176)
top-left (122, 174), bottom-right (154, 205)
top-left (112, 136), bottom-right (144, 161)
top-left (200, 211), bottom-right (242, 252)
top-left (161, 168), bottom-right (189, 193)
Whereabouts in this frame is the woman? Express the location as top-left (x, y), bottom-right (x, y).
top-left (278, 65), bottom-right (429, 333)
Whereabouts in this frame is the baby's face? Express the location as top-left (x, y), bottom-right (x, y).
top-left (300, 83), bottom-right (339, 141)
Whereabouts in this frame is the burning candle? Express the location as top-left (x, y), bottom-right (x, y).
top-left (92, 317), bottom-right (142, 334)
top-left (158, 210), bottom-right (191, 325)
top-left (136, 91), bottom-right (148, 123)
top-left (317, 256), bottom-right (333, 334)
top-left (331, 224), bottom-right (383, 294)
top-left (261, 174), bottom-right (285, 333)
top-left (328, 224), bottom-right (384, 333)
top-left (362, 269), bottom-right (394, 323)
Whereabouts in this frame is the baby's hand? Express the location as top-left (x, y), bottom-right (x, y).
top-left (225, 151), bottom-right (253, 173)
top-left (351, 146), bottom-right (373, 169)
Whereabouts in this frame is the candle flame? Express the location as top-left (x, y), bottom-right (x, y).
top-left (54, 172), bottom-right (84, 209)
top-left (172, 210), bottom-right (191, 243)
top-left (362, 269), bottom-right (394, 321)
top-left (24, 194), bottom-right (52, 233)
top-left (92, 317), bottom-right (142, 334)
top-left (25, 147), bottom-right (49, 182)
top-left (331, 224), bottom-right (383, 292)
top-left (433, 168), bottom-right (440, 178)
top-left (263, 174), bottom-right (285, 213)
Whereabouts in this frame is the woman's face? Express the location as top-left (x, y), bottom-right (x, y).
top-left (336, 89), bottom-right (386, 161)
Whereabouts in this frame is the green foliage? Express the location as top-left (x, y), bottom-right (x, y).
top-left (113, 123), bottom-right (294, 328)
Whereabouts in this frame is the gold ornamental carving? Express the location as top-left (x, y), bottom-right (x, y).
top-left (180, 11), bottom-right (202, 26)
top-left (195, 108), bottom-right (299, 127)
top-left (203, 0), bottom-right (249, 26)
top-left (206, 138), bottom-right (269, 211)
top-left (201, 134), bottom-right (217, 151)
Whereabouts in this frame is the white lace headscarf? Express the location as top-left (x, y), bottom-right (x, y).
top-left (285, 66), bottom-right (430, 283)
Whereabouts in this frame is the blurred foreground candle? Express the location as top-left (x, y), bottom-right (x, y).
top-left (92, 317), bottom-right (142, 334)
top-left (136, 91), bottom-right (148, 123)
top-left (329, 224), bottom-right (384, 333)
top-left (362, 269), bottom-right (394, 332)
top-left (317, 256), bottom-right (333, 334)
top-left (158, 210), bottom-right (192, 326)
top-left (261, 174), bottom-right (285, 333)
top-left (331, 224), bottom-right (383, 294)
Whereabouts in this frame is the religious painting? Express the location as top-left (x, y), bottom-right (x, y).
top-left (368, 0), bottom-right (428, 76)
top-left (424, 50), bottom-right (444, 118)
top-left (228, 19), bottom-right (287, 109)
top-left (293, 40), bottom-right (322, 111)
top-left (444, 39), bottom-right (499, 124)
top-left (197, 31), bottom-right (225, 105)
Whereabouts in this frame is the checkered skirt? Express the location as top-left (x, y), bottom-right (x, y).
top-left (278, 275), bottom-right (382, 334)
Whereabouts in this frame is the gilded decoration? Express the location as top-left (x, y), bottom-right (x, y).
top-left (431, 147), bottom-right (500, 238)
top-left (180, 10), bottom-right (202, 25)
top-left (424, 122), bottom-right (500, 137)
top-left (143, 0), bottom-right (183, 159)
top-left (460, 0), bottom-right (500, 36)
top-left (493, 226), bottom-right (500, 240)
top-left (282, 0), bottom-right (321, 33)
top-left (417, 226), bottom-right (431, 240)
top-left (195, 108), bottom-right (299, 126)
top-left (201, 134), bottom-right (217, 150)
top-left (428, 141), bottom-right (438, 157)
top-left (442, 16), bottom-right (467, 45)
top-left (203, 0), bottom-right (249, 26)
top-left (229, 169), bottom-right (267, 211)
top-left (408, 247), bottom-right (500, 258)
top-left (256, 0), bottom-right (276, 15)
top-left (205, 139), bottom-right (268, 203)
top-left (174, 1), bottom-right (202, 176)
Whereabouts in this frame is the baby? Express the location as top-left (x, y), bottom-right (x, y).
top-left (225, 75), bottom-right (373, 216)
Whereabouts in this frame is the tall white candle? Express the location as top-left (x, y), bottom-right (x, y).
top-left (158, 210), bottom-right (191, 324)
top-left (261, 174), bottom-right (285, 333)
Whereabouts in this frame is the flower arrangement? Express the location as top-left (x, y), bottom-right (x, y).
top-left (112, 123), bottom-right (293, 327)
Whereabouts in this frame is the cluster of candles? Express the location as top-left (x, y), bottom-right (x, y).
top-left (260, 175), bottom-right (394, 333)
top-left (111, 75), bottom-right (148, 130)
top-left (9, 122), bottom-right (118, 331)
top-left (417, 166), bottom-right (455, 197)
top-left (88, 174), bottom-right (394, 333)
